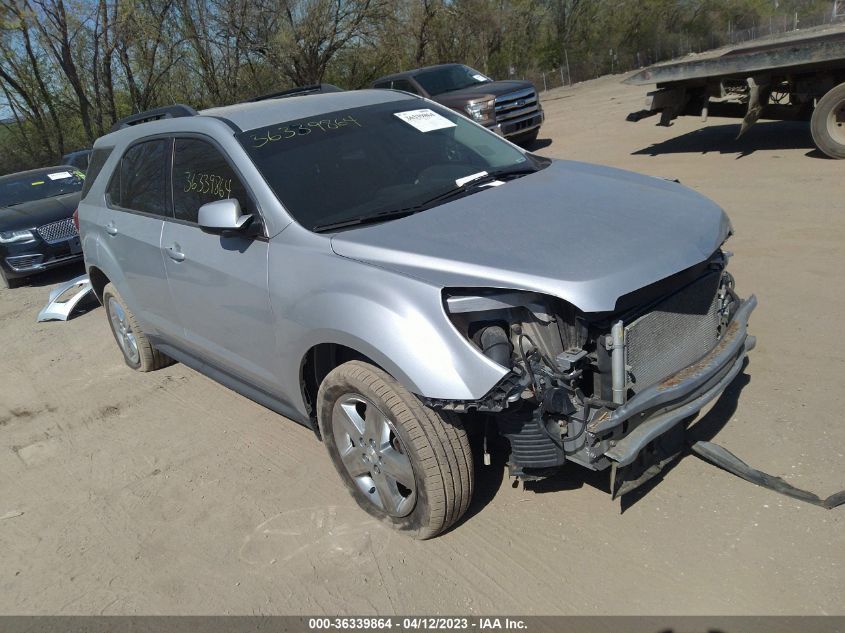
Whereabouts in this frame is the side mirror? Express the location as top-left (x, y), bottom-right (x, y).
top-left (198, 199), bottom-right (258, 236)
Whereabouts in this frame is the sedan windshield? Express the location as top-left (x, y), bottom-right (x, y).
top-left (238, 100), bottom-right (539, 232)
top-left (0, 169), bottom-right (84, 207)
top-left (414, 65), bottom-right (491, 96)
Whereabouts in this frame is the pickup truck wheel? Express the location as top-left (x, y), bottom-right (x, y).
top-left (811, 82), bottom-right (845, 159)
top-left (102, 282), bottom-right (174, 371)
top-left (513, 128), bottom-right (540, 147)
top-left (317, 361), bottom-right (473, 539)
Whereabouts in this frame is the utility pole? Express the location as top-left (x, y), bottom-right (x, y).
top-left (564, 49), bottom-right (571, 86)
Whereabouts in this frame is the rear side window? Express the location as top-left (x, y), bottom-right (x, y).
top-left (171, 138), bottom-right (251, 223)
top-left (80, 147), bottom-right (113, 199)
top-left (106, 139), bottom-right (169, 216)
top-left (373, 81), bottom-right (390, 89)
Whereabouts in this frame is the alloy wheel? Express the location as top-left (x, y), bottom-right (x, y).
top-left (108, 297), bottom-right (140, 366)
top-left (331, 393), bottom-right (416, 517)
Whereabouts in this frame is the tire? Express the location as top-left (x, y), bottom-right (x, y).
top-left (0, 269), bottom-right (22, 289)
top-left (317, 361), bottom-right (474, 539)
top-left (811, 82), bottom-right (845, 159)
top-left (512, 128), bottom-right (540, 147)
top-left (102, 282), bottom-right (174, 371)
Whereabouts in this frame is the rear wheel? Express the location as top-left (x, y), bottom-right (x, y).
top-left (811, 82), bottom-right (845, 159)
top-left (317, 361), bottom-right (474, 539)
top-left (102, 282), bottom-right (174, 371)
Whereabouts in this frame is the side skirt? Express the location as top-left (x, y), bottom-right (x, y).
top-left (153, 340), bottom-right (313, 431)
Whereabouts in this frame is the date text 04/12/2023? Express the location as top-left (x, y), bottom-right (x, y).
top-left (307, 617), bottom-right (528, 630)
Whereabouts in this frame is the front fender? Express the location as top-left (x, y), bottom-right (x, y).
top-left (270, 241), bottom-right (508, 416)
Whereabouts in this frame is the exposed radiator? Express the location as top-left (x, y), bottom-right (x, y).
top-left (625, 272), bottom-right (723, 393)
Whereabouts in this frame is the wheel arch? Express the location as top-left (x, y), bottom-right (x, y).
top-left (87, 265), bottom-right (110, 303)
top-left (299, 342), bottom-right (387, 436)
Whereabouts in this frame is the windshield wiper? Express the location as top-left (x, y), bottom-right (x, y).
top-left (312, 166), bottom-right (537, 233)
top-left (313, 208), bottom-right (420, 233)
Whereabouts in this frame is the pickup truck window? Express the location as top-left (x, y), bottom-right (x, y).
top-left (106, 139), bottom-right (169, 217)
top-left (413, 65), bottom-right (491, 96)
top-left (391, 79), bottom-right (420, 95)
top-left (237, 100), bottom-right (534, 232)
top-left (172, 138), bottom-right (251, 223)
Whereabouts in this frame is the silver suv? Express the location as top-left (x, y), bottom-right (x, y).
top-left (79, 89), bottom-right (756, 538)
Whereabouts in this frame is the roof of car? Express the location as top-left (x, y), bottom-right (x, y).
top-left (95, 89), bottom-right (418, 147)
top-left (202, 89), bottom-right (415, 132)
top-left (0, 165), bottom-right (76, 182)
top-left (204, 90), bottom-right (413, 131)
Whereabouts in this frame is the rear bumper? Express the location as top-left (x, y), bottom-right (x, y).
top-left (593, 295), bottom-right (757, 467)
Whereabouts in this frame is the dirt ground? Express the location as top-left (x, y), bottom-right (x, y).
top-left (1, 74), bottom-right (843, 616)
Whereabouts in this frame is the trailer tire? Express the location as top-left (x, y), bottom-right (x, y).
top-left (811, 82), bottom-right (845, 159)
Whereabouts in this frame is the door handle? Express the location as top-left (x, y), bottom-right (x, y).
top-left (165, 243), bottom-right (185, 262)
top-left (105, 221), bottom-right (117, 236)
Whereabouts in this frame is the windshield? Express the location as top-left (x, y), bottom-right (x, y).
top-left (414, 65), bottom-right (491, 96)
top-left (0, 169), bottom-right (84, 207)
top-left (238, 100), bottom-right (538, 232)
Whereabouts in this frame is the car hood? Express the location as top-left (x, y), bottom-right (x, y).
top-left (0, 192), bottom-right (80, 232)
top-left (433, 80), bottom-right (535, 104)
top-left (329, 160), bottom-right (731, 313)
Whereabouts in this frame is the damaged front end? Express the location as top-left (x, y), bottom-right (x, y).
top-left (428, 251), bottom-right (756, 498)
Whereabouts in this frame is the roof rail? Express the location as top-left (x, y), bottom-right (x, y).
top-left (110, 104), bottom-right (197, 132)
top-left (245, 84), bottom-right (344, 103)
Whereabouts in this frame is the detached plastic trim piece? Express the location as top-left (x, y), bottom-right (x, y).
top-left (691, 440), bottom-right (845, 509)
top-left (36, 274), bottom-right (93, 322)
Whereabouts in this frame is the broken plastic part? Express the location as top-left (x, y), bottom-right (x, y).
top-left (36, 274), bottom-right (93, 322)
top-left (690, 440), bottom-right (845, 510)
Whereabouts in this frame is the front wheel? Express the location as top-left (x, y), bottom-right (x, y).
top-left (317, 361), bottom-right (474, 539)
top-left (512, 128), bottom-right (540, 148)
top-left (0, 268), bottom-right (21, 289)
top-left (811, 82), bottom-right (845, 159)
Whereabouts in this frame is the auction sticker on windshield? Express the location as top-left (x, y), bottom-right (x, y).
top-left (47, 171), bottom-right (73, 180)
top-left (394, 109), bottom-right (456, 132)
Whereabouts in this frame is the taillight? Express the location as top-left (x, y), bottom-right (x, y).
top-left (72, 208), bottom-right (80, 231)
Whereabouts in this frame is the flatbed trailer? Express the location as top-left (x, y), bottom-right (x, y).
top-left (625, 23), bottom-right (845, 158)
